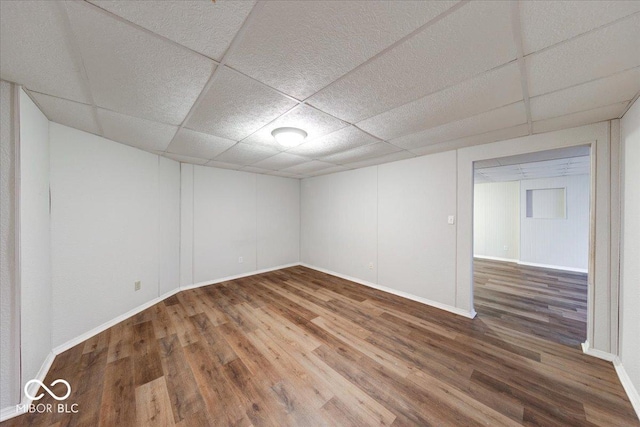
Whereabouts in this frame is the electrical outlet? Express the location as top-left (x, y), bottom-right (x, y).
top-left (369, 262), bottom-right (374, 270)
top-left (238, 256), bottom-right (244, 264)
top-left (503, 245), bottom-right (508, 251)
top-left (134, 281), bottom-right (141, 291)
top-left (447, 215), bottom-right (455, 225)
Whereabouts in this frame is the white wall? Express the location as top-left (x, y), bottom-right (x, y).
top-left (621, 98), bottom-right (640, 406)
top-left (182, 164), bottom-right (300, 287)
top-left (19, 89), bottom-right (51, 393)
top-left (50, 123), bottom-right (180, 347)
top-left (473, 181), bottom-right (520, 261)
top-left (520, 175), bottom-right (590, 271)
top-left (0, 81), bottom-right (19, 409)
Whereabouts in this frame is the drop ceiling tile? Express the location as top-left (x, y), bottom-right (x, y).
top-left (308, 1), bottom-right (516, 123)
top-left (520, 1), bottom-right (640, 55)
top-left (250, 153), bottom-right (309, 171)
top-left (526, 14), bottom-right (640, 97)
top-left (530, 67), bottom-right (640, 121)
top-left (205, 160), bottom-right (242, 170)
top-left (0, 1), bottom-right (89, 103)
top-left (66, 1), bottom-right (214, 125)
top-left (239, 166), bottom-right (273, 175)
top-left (227, 1), bottom-right (456, 99)
top-left (243, 104), bottom-right (348, 150)
top-left (357, 62), bottom-right (523, 140)
top-left (320, 142), bottom-right (402, 165)
top-left (279, 161), bottom-right (338, 175)
top-left (212, 142), bottom-right (279, 165)
top-left (287, 126), bottom-right (378, 158)
top-left (267, 171), bottom-right (305, 179)
top-left (98, 108), bottom-right (178, 152)
top-left (162, 153), bottom-right (209, 165)
top-left (166, 128), bottom-right (235, 160)
top-left (186, 67), bottom-right (298, 140)
top-left (306, 165), bottom-right (350, 177)
top-left (343, 151), bottom-right (416, 170)
top-left (392, 102), bottom-right (527, 150)
top-left (88, 0), bottom-right (255, 61)
top-left (29, 92), bottom-right (100, 136)
top-left (533, 102), bottom-right (629, 134)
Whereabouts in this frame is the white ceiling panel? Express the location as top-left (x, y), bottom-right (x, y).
top-left (239, 165), bottom-right (274, 175)
top-left (280, 161), bottom-right (338, 175)
top-left (212, 142), bottom-right (279, 165)
top-left (166, 128), bottom-right (235, 160)
top-left (88, 0), bottom-right (255, 61)
top-left (520, 1), bottom-right (640, 55)
top-left (242, 104), bottom-right (348, 149)
top-left (287, 126), bottom-right (378, 159)
top-left (98, 108), bottom-right (178, 152)
top-left (0, 1), bottom-right (89, 103)
top-left (204, 160), bottom-right (242, 170)
top-left (530, 67), bottom-right (640, 121)
top-left (66, 1), bottom-right (215, 125)
top-left (185, 67), bottom-right (298, 140)
top-left (306, 165), bottom-right (349, 177)
top-left (162, 153), bottom-right (209, 165)
top-left (250, 152), bottom-right (309, 171)
top-left (308, 1), bottom-right (516, 123)
top-left (526, 14), bottom-right (640, 97)
top-left (320, 142), bottom-right (402, 165)
top-left (475, 156), bottom-right (590, 182)
top-left (357, 62), bottom-right (523, 140)
top-left (30, 92), bottom-right (100, 136)
top-left (392, 102), bottom-right (527, 150)
top-left (227, 1), bottom-right (457, 100)
top-left (342, 151), bottom-right (416, 170)
top-left (267, 170), bottom-right (305, 179)
top-left (533, 102), bottom-right (629, 134)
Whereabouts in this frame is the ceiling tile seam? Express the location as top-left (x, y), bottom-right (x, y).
top-left (533, 100), bottom-right (634, 123)
top-left (161, 1), bottom-right (267, 156)
top-left (523, 10), bottom-right (640, 58)
top-left (619, 90), bottom-right (640, 119)
top-left (299, 0), bottom-right (471, 105)
top-left (223, 64), bottom-right (304, 104)
top-left (511, 1), bottom-right (533, 135)
top-left (58, 1), bottom-right (104, 135)
top-left (79, 0), bottom-right (222, 65)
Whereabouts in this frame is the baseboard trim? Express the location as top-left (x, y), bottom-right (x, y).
top-left (181, 263), bottom-right (301, 291)
top-left (0, 351), bottom-right (55, 422)
top-left (613, 357), bottom-right (640, 420)
top-left (300, 263), bottom-right (476, 319)
top-left (580, 341), bottom-right (617, 362)
top-left (473, 255), bottom-right (519, 263)
top-left (517, 261), bottom-right (588, 274)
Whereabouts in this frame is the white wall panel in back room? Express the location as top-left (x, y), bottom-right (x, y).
top-left (473, 181), bottom-right (520, 261)
top-left (158, 156), bottom-right (181, 296)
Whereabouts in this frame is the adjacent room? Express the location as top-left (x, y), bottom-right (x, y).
top-left (1, 1), bottom-right (639, 426)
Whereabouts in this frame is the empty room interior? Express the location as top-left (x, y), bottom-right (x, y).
top-left (1, 1), bottom-right (639, 426)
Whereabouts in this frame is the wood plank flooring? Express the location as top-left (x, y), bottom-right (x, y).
top-left (3, 265), bottom-right (638, 426)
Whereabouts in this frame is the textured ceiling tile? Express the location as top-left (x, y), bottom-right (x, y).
top-left (166, 128), bottom-right (235, 160)
top-left (243, 104), bottom-right (348, 149)
top-left (342, 151), bottom-right (416, 170)
top-left (163, 153), bottom-right (209, 165)
top-left (212, 142), bottom-right (279, 165)
top-left (279, 160), bottom-right (338, 175)
top-left (320, 142), bottom-right (402, 165)
top-left (392, 102), bottom-right (527, 150)
top-left (185, 67), bottom-right (297, 141)
top-left (29, 92), bottom-right (100, 136)
top-left (239, 166), bottom-right (273, 174)
top-left (98, 108), bottom-right (178, 152)
top-left (532, 102), bottom-right (629, 134)
top-left (267, 170), bottom-right (305, 179)
top-left (305, 165), bottom-right (350, 177)
top-left (520, 1), bottom-right (640, 55)
top-left (227, 1), bottom-right (456, 99)
top-left (308, 1), bottom-right (516, 123)
top-left (287, 126), bottom-right (378, 158)
top-left (66, 1), bottom-right (215, 125)
top-left (357, 62), bottom-right (523, 140)
top-left (526, 14), bottom-right (640, 97)
top-left (530, 67), bottom-right (640, 121)
top-left (410, 124), bottom-right (530, 156)
top-left (88, 0), bottom-right (255, 61)
top-left (204, 160), bottom-right (242, 170)
top-left (250, 152), bottom-right (309, 171)
top-left (0, 1), bottom-right (89, 103)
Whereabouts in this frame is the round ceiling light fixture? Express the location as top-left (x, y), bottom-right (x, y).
top-left (271, 127), bottom-right (307, 148)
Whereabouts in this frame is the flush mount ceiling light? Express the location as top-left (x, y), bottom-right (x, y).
top-left (271, 127), bottom-right (308, 148)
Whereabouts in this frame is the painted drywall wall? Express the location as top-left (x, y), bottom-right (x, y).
top-left (621, 98), bottom-right (640, 403)
top-left (520, 175), bottom-right (589, 271)
top-left (183, 165), bottom-right (300, 286)
top-left (301, 167), bottom-right (378, 284)
top-left (50, 123), bottom-right (180, 347)
top-left (158, 156), bottom-right (180, 296)
top-left (473, 181), bottom-right (520, 261)
top-left (0, 81), bottom-right (19, 409)
top-left (19, 89), bottom-right (52, 392)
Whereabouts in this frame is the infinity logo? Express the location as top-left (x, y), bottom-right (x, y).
top-left (24, 379), bottom-right (71, 401)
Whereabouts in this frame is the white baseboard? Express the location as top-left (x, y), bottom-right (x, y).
top-left (473, 255), bottom-right (519, 263)
top-left (613, 357), bottom-right (640, 420)
top-left (517, 261), bottom-right (588, 274)
top-left (0, 351), bottom-right (55, 422)
top-left (580, 341), bottom-right (617, 361)
top-left (181, 262), bottom-right (301, 291)
top-left (300, 263), bottom-right (476, 319)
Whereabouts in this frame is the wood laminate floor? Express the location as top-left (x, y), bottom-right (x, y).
top-left (4, 266), bottom-right (638, 426)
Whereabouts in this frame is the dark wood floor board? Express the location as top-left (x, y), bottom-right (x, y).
top-left (4, 264), bottom-right (638, 427)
